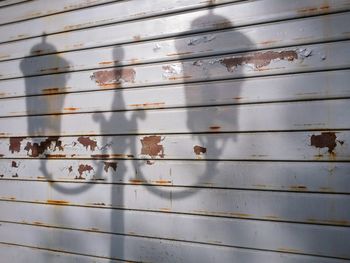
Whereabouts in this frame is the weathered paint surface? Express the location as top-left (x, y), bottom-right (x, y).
top-left (0, 0), bottom-right (350, 262)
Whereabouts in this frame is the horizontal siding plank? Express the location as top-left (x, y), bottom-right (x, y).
top-left (0, 99), bottom-right (349, 136)
top-left (0, 0), bottom-right (238, 42)
top-left (1, 180), bottom-right (349, 225)
top-left (1, 70), bottom-right (350, 116)
top-left (1, 41), bottom-right (349, 98)
top-left (1, 0), bottom-right (349, 61)
top-left (1, 223), bottom-right (347, 263)
top-left (1, 201), bottom-right (349, 258)
top-left (0, 243), bottom-right (123, 263)
top-left (0, 131), bottom-right (348, 161)
top-left (0, 0), bottom-right (118, 25)
top-left (1, 12), bottom-right (350, 80)
top-left (1, 160), bottom-right (349, 193)
top-left (0, 0), bottom-right (29, 8)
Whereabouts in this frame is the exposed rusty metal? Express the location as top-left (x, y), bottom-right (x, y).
top-left (298, 4), bottom-right (330, 14)
top-left (209, 126), bottom-right (221, 130)
top-left (103, 161), bottom-right (117, 172)
top-left (42, 87), bottom-right (68, 94)
top-left (220, 50), bottom-right (298, 71)
top-left (64, 107), bottom-right (79, 111)
top-left (140, 136), bottom-right (164, 158)
top-left (24, 137), bottom-right (63, 157)
top-left (194, 145), bottom-right (207, 155)
top-left (11, 161), bottom-right (18, 168)
top-left (77, 136), bottom-right (97, 151)
top-left (77, 164), bottom-right (93, 178)
top-left (9, 137), bottom-right (25, 153)
top-left (92, 68), bottom-right (136, 86)
top-left (310, 132), bottom-right (339, 153)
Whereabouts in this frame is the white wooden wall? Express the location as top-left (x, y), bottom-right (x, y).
top-left (0, 0), bottom-right (350, 262)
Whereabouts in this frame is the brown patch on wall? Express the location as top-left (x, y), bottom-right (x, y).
top-left (104, 162), bottom-right (117, 172)
top-left (77, 136), bottom-right (97, 151)
top-left (310, 132), bottom-right (340, 153)
top-left (298, 4), bottom-right (330, 14)
top-left (77, 164), bottom-right (93, 178)
top-left (24, 137), bottom-right (63, 157)
top-left (194, 145), bottom-right (207, 155)
top-left (64, 107), bottom-right (79, 111)
top-left (92, 68), bottom-right (136, 86)
top-left (140, 136), bottom-right (164, 158)
top-left (42, 87), bottom-right (67, 94)
top-left (9, 137), bottom-right (25, 153)
top-left (11, 161), bottom-right (18, 168)
top-left (220, 50), bottom-right (298, 71)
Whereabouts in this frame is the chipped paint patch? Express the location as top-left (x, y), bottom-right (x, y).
top-left (194, 145), bottom-right (207, 155)
top-left (91, 68), bottom-right (136, 86)
top-left (9, 137), bottom-right (25, 153)
top-left (77, 136), bottom-right (97, 151)
top-left (220, 50), bottom-right (298, 71)
top-left (24, 137), bottom-right (63, 157)
top-left (104, 162), bottom-right (117, 172)
top-left (187, 35), bottom-right (216, 46)
top-left (140, 136), bottom-right (164, 158)
top-left (162, 64), bottom-right (183, 79)
top-left (77, 164), bottom-right (94, 179)
top-left (310, 132), bottom-right (340, 153)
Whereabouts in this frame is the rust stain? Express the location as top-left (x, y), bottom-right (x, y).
top-left (33, 221), bottom-right (44, 225)
top-left (98, 61), bottom-right (114, 65)
top-left (220, 50), bottom-right (297, 71)
top-left (64, 107), bottom-right (79, 111)
top-left (47, 200), bottom-right (69, 205)
top-left (298, 4), bottom-right (330, 13)
top-left (92, 68), bottom-right (136, 86)
top-left (140, 136), bottom-right (164, 158)
top-left (155, 180), bottom-right (172, 185)
top-left (92, 203), bottom-right (106, 206)
top-left (194, 145), bottom-right (207, 155)
top-left (40, 67), bottom-right (59, 73)
top-left (9, 137), bottom-right (25, 153)
top-left (104, 162), bottom-right (117, 172)
top-left (91, 154), bottom-right (110, 159)
top-left (45, 154), bottom-right (66, 158)
top-left (11, 161), bottom-right (18, 168)
top-left (133, 35), bottom-right (141, 41)
top-left (129, 102), bottom-right (165, 108)
top-left (42, 87), bottom-right (67, 94)
top-left (77, 136), bottom-right (97, 151)
top-left (310, 132), bottom-right (341, 153)
top-left (168, 75), bottom-right (192, 81)
top-left (77, 164), bottom-right (93, 178)
top-left (166, 51), bottom-right (193, 57)
top-left (129, 179), bottom-right (145, 184)
top-left (209, 126), bottom-right (221, 130)
top-left (259, 40), bottom-right (279, 45)
top-left (289, 185), bottom-right (308, 191)
top-left (146, 160), bottom-right (154, 165)
top-left (24, 137), bottom-right (63, 157)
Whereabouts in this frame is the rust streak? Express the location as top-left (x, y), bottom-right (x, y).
top-left (129, 102), bottom-right (165, 108)
top-left (209, 126), bottom-right (221, 130)
top-left (77, 136), bottom-right (97, 151)
top-left (64, 107), bottom-right (79, 111)
top-left (45, 154), bottom-right (66, 158)
top-left (155, 180), bottom-right (172, 185)
top-left (47, 200), bottom-right (69, 205)
top-left (129, 179), bottom-right (145, 184)
top-left (194, 145), bottom-right (207, 155)
top-left (220, 50), bottom-right (297, 71)
top-left (140, 136), bottom-right (164, 158)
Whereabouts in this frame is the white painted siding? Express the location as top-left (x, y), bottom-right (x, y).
top-left (0, 0), bottom-right (349, 262)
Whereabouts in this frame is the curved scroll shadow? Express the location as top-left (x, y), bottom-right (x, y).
top-left (134, 5), bottom-right (253, 200)
top-left (21, 36), bottom-right (94, 194)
